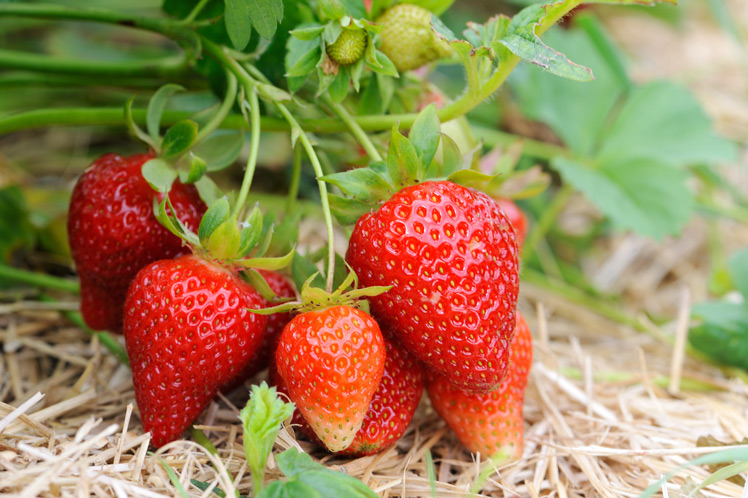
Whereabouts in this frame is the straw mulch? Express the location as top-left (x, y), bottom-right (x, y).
top-left (3, 3), bottom-right (748, 497)
top-left (3, 246), bottom-right (748, 498)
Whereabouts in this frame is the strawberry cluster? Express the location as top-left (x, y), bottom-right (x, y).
top-left (67, 105), bottom-right (533, 460)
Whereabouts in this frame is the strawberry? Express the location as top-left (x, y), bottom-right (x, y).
top-left (270, 335), bottom-right (423, 456)
top-left (496, 198), bottom-right (528, 250)
top-left (123, 254), bottom-right (267, 447)
top-left (221, 270), bottom-right (296, 393)
top-left (275, 305), bottom-right (385, 452)
top-left (327, 28), bottom-right (368, 66)
top-left (346, 181), bottom-right (520, 394)
top-left (426, 312), bottom-right (533, 459)
top-left (68, 152), bottom-right (205, 332)
top-left (376, 3), bottom-right (452, 72)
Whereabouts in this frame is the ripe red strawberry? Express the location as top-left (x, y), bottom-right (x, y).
top-left (221, 270), bottom-right (296, 393)
top-left (270, 335), bottom-right (423, 456)
top-left (496, 198), bottom-right (527, 250)
top-left (68, 152), bottom-right (206, 332)
top-left (426, 312), bottom-right (533, 459)
top-left (275, 305), bottom-right (385, 452)
top-left (346, 181), bottom-right (520, 394)
top-left (123, 254), bottom-right (267, 447)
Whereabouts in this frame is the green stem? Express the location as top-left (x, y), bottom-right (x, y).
top-left (286, 145), bottom-right (303, 213)
top-left (0, 108), bottom-right (287, 135)
top-left (276, 104), bottom-right (337, 293)
top-left (323, 96), bottom-right (383, 162)
top-left (0, 72), bottom-right (171, 89)
top-left (233, 88), bottom-right (261, 216)
top-left (180, 0), bottom-right (213, 25)
top-left (195, 71), bottom-right (238, 144)
top-left (0, 265), bottom-right (80, 294)
top-left (0, 48), bottom-right (188, 79)
top-left (0, 3), bottom-right (194, 41)
top-left (523, 184), bottom-right (574, 263)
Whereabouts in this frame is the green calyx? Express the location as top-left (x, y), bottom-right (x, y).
top-left (154, 194), bottom-right (295, 272)
top-left (322, 104), bottom-right (498, 225)
top-left (252, 268), bottom-right (390, 315)
top-left (377, 3), bottom-right (452, 72)
top-left (326, 28), bottom-right (368, 66)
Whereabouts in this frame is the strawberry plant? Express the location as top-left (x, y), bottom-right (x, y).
top-left (0, 0), bottom-right (743, 496)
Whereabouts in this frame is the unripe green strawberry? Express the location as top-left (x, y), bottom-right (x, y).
top-left (327, 29), bottom-right (367, 66)
top-left (377, 3), bottom-right (452, 72)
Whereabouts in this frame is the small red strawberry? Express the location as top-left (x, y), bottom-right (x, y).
top-left (123, 254), bottom-right (267, 447)
top-left (68, 152), bottom-right (206, 332)
top-left (346, 181), bottom-right (520, 394)
top-left (222, 270), bottom-right (296, 393)
top-left (270, 335), bottom-right (423, 456)
top-left (426, 312), bottom-right (533, 459)
top-left (275, 305), bottom-right (385, 452)
top-left (496, 198), bottom-right (527, 250)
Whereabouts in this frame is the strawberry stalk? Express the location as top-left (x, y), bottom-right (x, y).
top-left (322, 95), bottom-right (383, 162)
top-left (0, 265), bottom-right (80, 294)
top-left (195, 71), bottom-right (238, 145)
top-left (522, 183), bottom-right (574, 263)
top-left (286, 145), bottom-right (303, 214)
top-left (233, 86), bottom-right (261, 217)
top-left (240, 62), bottom-right (338, 293)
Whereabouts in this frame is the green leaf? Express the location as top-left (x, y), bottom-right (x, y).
top-left (257, 480), bottom-right (321, 498)
top-left (328, 194), bottom-right (372, 226)
top-left (410, 104), bottom-right (441, 175)
top-left (192, 130), bottom-right (245, 172)
top-left (435, 133), bottom-right (463, 179)
top-left (225, 0), bottom-right (252, 51)
top-left (286, 44), bottom-right (322, 77)
top-left (141, 158), bottom-right (177, 193)
top-left (207, 217), bottom-right (242, 260)
top-left (275, 449), bottom-right (379, 497)
top-left (147, 84), bottom-right (184, 143)
top-left (238, 207), bottom-right (264, 256)
top-left (321, 165), bottom-right (393, 203)
top-left (198, 196), bottom-right (231, 244)
top-left (499, 5), bottom-right (593, 82)
top-left (320, 0), bottom-right (346, 20)
top-left (510, 28), bottom-right (624, 157)
top-left (241, 383), bottom-right (295, 495)
top-left (236, 248), bottom-right (296, 271)
top-left (367, 50), bottom-right (399, 78)
top-left (387, 126), bottom-right (420, 185)
top-left (339, 0), bottom-right (367, 19)
top-left (124, 98), bottom-right (156, 150)
top-left (158, 458), bottom-right (190, 498)
top-left (446, 169), bottom-right (496, 189)
top-left (328, 66), bottom-right (350, 103)
top-left (729, 248), bottom-right (748, 303)
top-left (574, 14), bottom-right (630, 91)
top-left (291, 25), bottom-right (325, 41)
top-left (195, 175), bottom-right (223, 206)
top-left (640, 447), bottom-right (748, 498)
top-left (690, 300), bottom-right (748, 370)
top-left (181, 154), bottom-right (207, 184)
top-left (597, 82), bottom-right (739, 167)
top-left (161, 120), bottom-right (198, 159)
top-left (248, 0), bottom-right (284, 40)
top-left (551, 156), bottom-right (693, 240)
